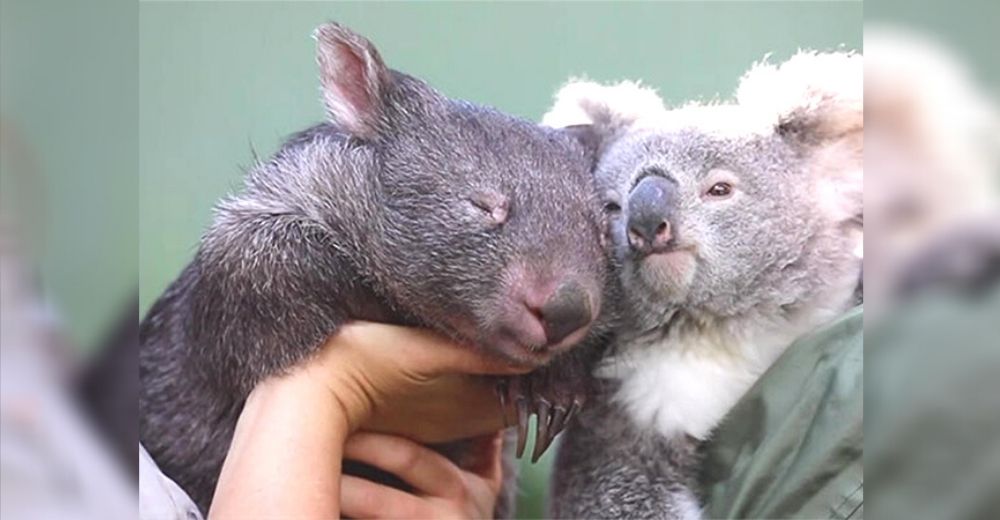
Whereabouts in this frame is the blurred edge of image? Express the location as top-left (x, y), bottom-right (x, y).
top-left (1, 1), bottom-right (998, 519)
top-left (2, 0), bottom-right (138, 518)
top-left (864, 3), bottom-right (1000, 518)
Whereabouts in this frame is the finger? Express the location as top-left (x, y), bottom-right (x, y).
top-left (441, 433), bottom-right (506, 517)
top-left (458, 432), bottom-right (505, 485)
top-left (344, 432), bottom-right (466, 500)
top-left (477, 432), bottom-right (505, 495)
top-left (340, 475), bottom-right (431, 519)
top-left (339, 322), bottom-right (532, 376)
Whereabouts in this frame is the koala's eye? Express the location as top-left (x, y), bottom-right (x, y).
top-left (705, 182), bottom-right (733, 199)
top-left (602, 189), bottom-right (622, 215)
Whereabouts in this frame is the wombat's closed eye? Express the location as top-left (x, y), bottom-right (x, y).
top-left (467, 190), bottom-right (510, 226)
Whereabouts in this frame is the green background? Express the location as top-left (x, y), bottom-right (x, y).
top-left (1, 0), bottom-right (137, 349)
top-left (137, 2), bottom-right (860, 516)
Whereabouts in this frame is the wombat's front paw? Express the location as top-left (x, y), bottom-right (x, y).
top-left (495, 363), bottom-right (587, 463)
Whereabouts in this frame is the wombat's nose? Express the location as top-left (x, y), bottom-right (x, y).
top-left (533, 282), bottom-right (593, 345)
top-left (627, 175), bottom-right (677, 254)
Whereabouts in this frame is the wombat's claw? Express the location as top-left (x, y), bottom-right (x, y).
top-left (531, 398), bottom-right (582, 462)
top-left (531, 400), bottom-right (552, 463)
top-left (533, 402), bottom-right (566, 462)
top-left (515, 398), bottom-right (530, 458)
top-left (565, 400), bottom-right (582, 428)
top-left (494, 379), bottom-right (511, 427)
top-left (495, 372), bottom-right (586, 461)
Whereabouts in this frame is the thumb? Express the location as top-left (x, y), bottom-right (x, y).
top-left (461, 431), bottom-right (507, 493)
top-left (339, 322), bottom-right (532, 376)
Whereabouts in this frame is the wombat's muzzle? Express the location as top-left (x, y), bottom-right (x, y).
top-left (500, 277), bottom-right (597, 355)
top-left (537, 282), bottom-right (593, 345)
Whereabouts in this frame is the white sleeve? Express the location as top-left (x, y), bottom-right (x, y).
top-left (139, 444), bottom-right (203, 520)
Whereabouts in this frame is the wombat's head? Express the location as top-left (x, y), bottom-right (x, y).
top-left (545, 53), bottom-right (862, 322)
top-left (314, 23), bottom-right (609, 365)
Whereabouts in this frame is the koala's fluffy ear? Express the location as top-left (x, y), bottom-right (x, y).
top-left (738, 51), bottom-right (862, 143)
top-left (561, 124), bottom-right (602, 164)
top-left (314, 23), bottom-right (391, 139)
top-left (739, 51), bottom-right (863, 225)
top-left (542, 79), bottom-right (666, 152)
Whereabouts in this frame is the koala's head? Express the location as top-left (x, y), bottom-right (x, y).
top-left (545, 53), bottom-right (862, 323)
top-left (314, 23), bottom-right (609, 365)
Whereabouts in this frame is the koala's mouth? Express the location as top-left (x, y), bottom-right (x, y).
top-left (636, 246), bottom-right (698, 289)
top-left (632, 242), bottom-right (696, 259)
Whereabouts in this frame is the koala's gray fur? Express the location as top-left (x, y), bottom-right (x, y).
top-left (544, 52), bottom-right (863, 519)
top-left (551, 380), bottom-right (703, 520)
top-left (139, 23), bottom-right (615, 515)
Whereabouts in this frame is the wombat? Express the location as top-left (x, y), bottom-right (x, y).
top-left (139, 22), bottom-right (615, 514)
top-left (543, 51), bottom-right (863, 518)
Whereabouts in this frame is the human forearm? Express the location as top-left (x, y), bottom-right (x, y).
top-left (209, 373), bottom-right (351, 519)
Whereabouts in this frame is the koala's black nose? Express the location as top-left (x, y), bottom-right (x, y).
top-left (627, 175), bottom-right (677, 254)
top-left (538, 282), bottom-right (593, 346)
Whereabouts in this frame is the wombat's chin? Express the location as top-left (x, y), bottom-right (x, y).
top-left (487, 333), bottom-right (556, 367)
top-left (545, 321), bottom-right (594, 355)
top-left (485, 325), bottom-right (592, 368)
top-left (445, 318), bottom-right (552, 367)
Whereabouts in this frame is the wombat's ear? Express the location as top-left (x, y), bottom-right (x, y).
top-left (542, 79), bottom-right (665, 153)
top-left (313, 23), bottom-right (391, 139)
top-left (739, 51), bottom-right (863, 224)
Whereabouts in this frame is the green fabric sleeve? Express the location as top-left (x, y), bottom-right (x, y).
top-left (700, 306), bottom-right (864, 520)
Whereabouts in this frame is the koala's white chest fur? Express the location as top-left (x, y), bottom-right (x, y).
top-left (597, 287), bottom-right (854, 441)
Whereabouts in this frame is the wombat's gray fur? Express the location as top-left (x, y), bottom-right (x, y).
top-left (544, 51), bottom-right (862, 519)
top-left (139, 23), bottom-right (615, 514)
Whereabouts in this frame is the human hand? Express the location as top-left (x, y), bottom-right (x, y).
top-left (293, 321), bottom-right (530, 443)
top-left (210, 322), bottom-right (526, 519)
top-left (340, 432), bottom-right (504, 519)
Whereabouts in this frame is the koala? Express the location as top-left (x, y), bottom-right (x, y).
top-left (543, 51), bottom-right (863, 519)
top-left (138, 22), bottom-right (616, 515)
